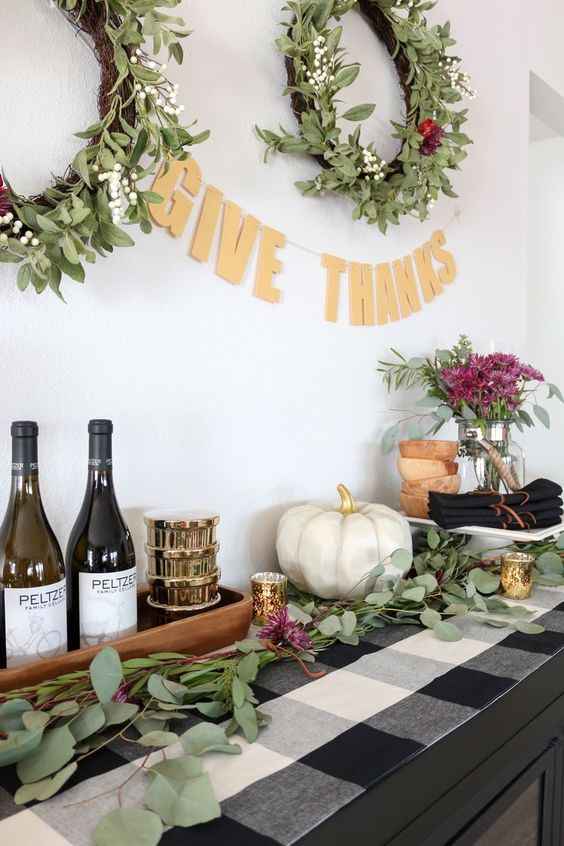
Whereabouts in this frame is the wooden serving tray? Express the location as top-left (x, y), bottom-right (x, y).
top-left (0, 586), bottom-right (252, 694)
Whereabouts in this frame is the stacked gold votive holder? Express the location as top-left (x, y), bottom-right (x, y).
top-left (144, 511), bottom-right (221, 617)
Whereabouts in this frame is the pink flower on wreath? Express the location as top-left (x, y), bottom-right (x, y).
top-left (0, 174), bottom-right (11, 217)
top-left (258, 606), bottom-right (314, 652)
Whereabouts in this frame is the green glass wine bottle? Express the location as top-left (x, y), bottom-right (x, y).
top-left (0, 421), bottom-right (67, 669)
top-left (67, 420), bottom-right (137, 650)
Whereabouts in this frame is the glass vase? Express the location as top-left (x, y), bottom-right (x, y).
top-left (457, 420), bottom-right (525, 493)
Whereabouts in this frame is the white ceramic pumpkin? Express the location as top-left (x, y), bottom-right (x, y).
top-left (276, 484), bottom-right (413, 599)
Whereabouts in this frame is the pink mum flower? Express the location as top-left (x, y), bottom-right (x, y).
top-left (258, 606), bottom-right (314, 652)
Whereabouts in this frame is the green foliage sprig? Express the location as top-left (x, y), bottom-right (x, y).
top-left (2, 529), bottom-right (562, 844)
top-left (257, 0), bottom-right (474, 230)
top-left (0, 0), bottom-right (208, 297)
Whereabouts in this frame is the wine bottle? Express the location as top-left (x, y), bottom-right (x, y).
top-left (0, 421), bottom-right (67, 669)
top-left (67, 420), bottom-right (137, 650)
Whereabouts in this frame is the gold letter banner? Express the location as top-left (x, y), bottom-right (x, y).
top-left (149, 159), bottom-right (458, 326)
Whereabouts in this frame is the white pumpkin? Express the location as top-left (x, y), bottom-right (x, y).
top-left (276, 484), bottom-right (413, 599)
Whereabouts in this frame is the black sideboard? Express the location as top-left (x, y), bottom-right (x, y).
top-left (299, 647), bottom-right (564, 846)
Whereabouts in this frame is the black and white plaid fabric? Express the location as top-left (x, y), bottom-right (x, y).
top-left (2, 585), bottom-right (564, 846)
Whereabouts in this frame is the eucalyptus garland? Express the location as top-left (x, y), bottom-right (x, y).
top-left (1, 529), bottom-right (562, 846)
top-left (257, 0), bottom-right (475, 231)
top-left (0, 1), bottom-right (208, 297)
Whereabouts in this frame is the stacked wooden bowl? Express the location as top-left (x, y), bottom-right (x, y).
top-left (144, 510), bottom-right (222, 616)
top-left (397, 441), bottom-right (461, 518)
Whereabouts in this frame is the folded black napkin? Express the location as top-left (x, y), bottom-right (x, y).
top-left (429, 478), bottom-right (563, 531)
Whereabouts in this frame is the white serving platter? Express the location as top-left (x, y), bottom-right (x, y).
top-left (405, 516), bottom-right (564, 545)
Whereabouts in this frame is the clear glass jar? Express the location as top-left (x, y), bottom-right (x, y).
top-left (457, 419), bottom-right (526, 493)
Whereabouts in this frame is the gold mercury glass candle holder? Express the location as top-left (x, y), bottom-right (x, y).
top-left (250, 572), bottom-right (288, 626)
top-left (501, 552), bottom-right (535, 600)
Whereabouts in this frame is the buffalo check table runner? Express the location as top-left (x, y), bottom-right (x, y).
top-left (2, 585), bottom-right (564, 846)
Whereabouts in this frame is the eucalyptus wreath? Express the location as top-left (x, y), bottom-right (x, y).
top-left (0, 0), bottom-right (208, 297)
top-left (1, 530), bottom-right (561, 845)
top-left (257, 0), bottom-right (475, 231)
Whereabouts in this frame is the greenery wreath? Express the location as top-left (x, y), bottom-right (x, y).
top-left (0, 1), bottom-right (208, 297)
top-left (257, 0), bottom-right (475, 232)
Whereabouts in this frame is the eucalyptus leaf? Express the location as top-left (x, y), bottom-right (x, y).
top-left (70, 703), bottom-right (106, 743)
top-left (137, 731), bottom-right (179, 748)
top-left (316, 615), bottom-right (342, 636)
top-left (507, 605), bottom-right (530, 618)
top-left (0, 729), bottom-right (43, 767)
top-left (381, 425), bottom-right (399, 454)
top-left (136, 718), bottom-right (167, 737)
top-left (144, 772), bottom-right (221, 827)
top-left (444, 604), bottom-right (469, 616)
top-left (237, 651), bottom-right (260, 684)
top-left (51, 701), bottom-right (80, 717)
top-left (90, 648), bottom-right (123, 704)
top-left (473, 592), bottom-right (488, 612)
top-left (340, 610), bottom-right (357, 637)
top-left (469, 569), bottom-right (501, 594)
top-left (180, 723), bottom-right (240, 756)
top-left (420, 609), bottom-right (441, 629)
top-left (514, 620), bottom-right (545, 635)
top-left (433, 621), bottom-right (462, 642)
top-left (287, 603), bottom-right (313, 625)
top-left (22, 711), bottom-right (50, 731)
top-left (195, 701), bottom-right (229, 719)
top-left (102, 702), bottom-right (139, 727)
top-left (93, 808), bottom-right (163, 846)
top-left (147, 674), bottom-right (187, 704)
top-left (233, 701), bottom-right (259, 743)
top-left (482, 618), bottom-right (509, 628)
top-left (336, 632), bottom-right (360, 646)
top-left (391, 548), bottom-right (413, 574)
top-left (148, 755), bottom-right (202, 782)
top-left (401, 586), bottom-right (426, 603)
top-left (14, 762), bottom-right (77, 805)
top-left (365, 591), bottom-right (393, 605)
top-left (415, 395), bottom-right (440, 408)
top-left (533, 404), bottom-right (550, 429)
top-left (0, 699), bottom-right (33, 733)
top-left (535, 552), bottom-right (563, 575)
top-left (426, 530), bottom-right (440, 550)
top-left (232, 676), bottom-right (246, 709)
top-left (17, 724), bottom-right (76, 784)
top-left (234, 640), bottom-right (267, 653)
top-left (413, 574), bottom-right (438, 593)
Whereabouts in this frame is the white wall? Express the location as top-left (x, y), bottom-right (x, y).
top-left (2, 0), bottom-right (564, 589)
top-left (527, 137), bottom-right (564, 479)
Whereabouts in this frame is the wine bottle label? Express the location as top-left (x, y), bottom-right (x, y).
top-left (79, 567), bottom-right (137, 648)
top-left (4, 580), bottom-right (67, 668)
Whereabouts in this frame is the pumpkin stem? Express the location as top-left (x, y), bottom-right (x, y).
top-left (337, 484), bottom-right (357, 515)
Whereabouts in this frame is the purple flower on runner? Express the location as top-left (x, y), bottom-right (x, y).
top-left (259, 606), bottom-right (314, 652)
top-left (112, 681), bottom-right (132, 703)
